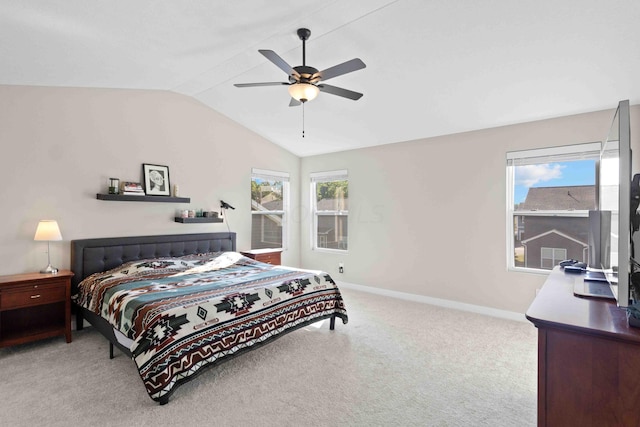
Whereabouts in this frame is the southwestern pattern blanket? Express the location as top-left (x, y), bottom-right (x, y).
top-left (74, 252), bottom-right (348, 402)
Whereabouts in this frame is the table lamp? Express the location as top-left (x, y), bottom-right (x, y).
top-left (34, 220), bottom-right (63, 274)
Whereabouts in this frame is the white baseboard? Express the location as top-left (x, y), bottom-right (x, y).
top-left (336, 281), bottom-right (527, 323)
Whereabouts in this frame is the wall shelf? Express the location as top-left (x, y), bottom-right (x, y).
top-left (174, 217), bottom-right (223, 224)
top-left (96, 194), bottom-right (191, 203)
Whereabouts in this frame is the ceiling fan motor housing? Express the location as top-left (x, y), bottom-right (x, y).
top-left (290, 65), bottom-right (319, 84)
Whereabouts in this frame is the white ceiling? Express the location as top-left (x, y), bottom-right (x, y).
top-left (1, 0), bottom-right (639, 157)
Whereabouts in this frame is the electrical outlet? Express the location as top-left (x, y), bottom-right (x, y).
top-left (338, 262), bottom-right (344, 273)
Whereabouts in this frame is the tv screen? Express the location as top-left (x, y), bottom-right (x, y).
top-left (599, 100), bottom-right (633, 308)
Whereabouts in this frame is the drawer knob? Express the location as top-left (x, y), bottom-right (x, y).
top-left (30, 294), bottom-right (41, 299)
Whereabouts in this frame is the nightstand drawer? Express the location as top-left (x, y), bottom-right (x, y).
top-left (1, 282), bottom-right (66, 310)
top-left (241, 249), bottom-right (282, 266)
top-left (255, 253), bottom-right (281, 265)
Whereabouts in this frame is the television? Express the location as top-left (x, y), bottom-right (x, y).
top-left (598, 99), bottom-right (634, 308)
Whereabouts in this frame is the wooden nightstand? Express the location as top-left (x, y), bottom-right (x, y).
top-left (0, 270), bottom-right (73, 347)
top-left (240, 249), bottom-right (283, 266)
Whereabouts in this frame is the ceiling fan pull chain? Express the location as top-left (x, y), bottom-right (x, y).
top-left (302, 103), bottom-right (305, 138)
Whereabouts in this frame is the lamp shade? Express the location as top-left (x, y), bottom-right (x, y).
top-left (34, 220), bottom-right (63, 241)
top-left (288, 83), bottom-right (319, 102)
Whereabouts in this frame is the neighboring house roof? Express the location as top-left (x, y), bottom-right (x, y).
top-left (519, 185), bottom-right (595, 210)
top-left (521, 229), bottom-right (587, 246)
top-left (260, 199), bottom-right (283, 210)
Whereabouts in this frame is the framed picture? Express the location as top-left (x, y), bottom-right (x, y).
top-left (142, 163), bottom-right (171, 196)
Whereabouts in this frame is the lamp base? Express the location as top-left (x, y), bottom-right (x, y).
top-left (40, 264), bottom-right (59, 274)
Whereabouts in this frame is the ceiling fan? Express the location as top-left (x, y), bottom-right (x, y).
top-left (234, 28), bottom-right (366, 106)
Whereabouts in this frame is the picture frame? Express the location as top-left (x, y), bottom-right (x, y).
top-left (142, 163), bottom-right (171, 196)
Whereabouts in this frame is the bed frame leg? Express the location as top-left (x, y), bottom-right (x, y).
top-left (109, 343), bottom-right (114, 359)
top-left (330, 315), bottom-right (336, 330)
top-left (76, 310), bottom-right (84, 331)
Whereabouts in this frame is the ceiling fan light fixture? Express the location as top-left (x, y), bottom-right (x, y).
top-left (288, 82), bottom-right (319, 103)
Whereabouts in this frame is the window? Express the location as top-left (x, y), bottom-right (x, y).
top-left (506, 143), bottom-right (600, 272)
top-left (311, 170), bottom-right (348, 251)
top-left (251, 168), bottom-right (289, 250)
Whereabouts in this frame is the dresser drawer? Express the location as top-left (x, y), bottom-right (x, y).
top-left (1, 282), bottom-right (66, 310)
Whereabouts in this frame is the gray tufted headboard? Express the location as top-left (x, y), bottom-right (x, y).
top-left (70, 232), bottom-right (236, 294)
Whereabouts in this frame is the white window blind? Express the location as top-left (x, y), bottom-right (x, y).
top-left (310, 169), bottom-right (348, 182)
top-left (252, 168), bottom-right (290, 182)
top-left (506, 142), bottom-right (601, 166)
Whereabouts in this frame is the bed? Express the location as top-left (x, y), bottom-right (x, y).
top-left (70, 232), bottom-right (348, 404)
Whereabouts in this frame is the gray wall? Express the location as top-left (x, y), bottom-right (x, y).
top-left (300, 106), bottom-right (640, 313)
top-left (0, 85), bottom-right (301, 274)
top-left (2, 84), bottom-right (637, 314)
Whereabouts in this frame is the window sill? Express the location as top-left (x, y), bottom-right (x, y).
top-left (508, 266), bottom-right (552, 275)
top-left (313, 247), bottom-right (348, 254)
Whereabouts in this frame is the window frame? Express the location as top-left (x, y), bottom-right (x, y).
top-left (310, 170), bottom-right (349, 253)
top-left (251, 168), bottom-right (289, 251)
top-left (506, 142), bottom-right (601, 274)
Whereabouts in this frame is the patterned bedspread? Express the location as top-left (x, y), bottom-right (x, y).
top-left (75, 252), bottom-right (348, 402)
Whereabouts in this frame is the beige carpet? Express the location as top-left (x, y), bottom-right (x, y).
top-left (0, 287), bottom-right (537, 426)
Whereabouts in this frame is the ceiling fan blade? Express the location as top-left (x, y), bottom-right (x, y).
top-left (289, 98), bottom-right (301, 107)
top-left (317, 84), bottom-right (363, 100)
top-left (259, 50), bottom-right (300, 78)
top-left (234, 82), bottom-right (289, 87)
top-left (317, 58), bottom-right (366, 82)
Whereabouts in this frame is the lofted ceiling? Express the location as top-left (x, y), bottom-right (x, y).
top-left (1, 0), bottom-right (639, 157)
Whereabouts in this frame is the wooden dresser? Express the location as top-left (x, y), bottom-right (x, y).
top-left (240, 248), bottom-right (282, 266)
top-left (526, 267), bottom-right (640, 426)
top-left (0, 270), bottom-right (74, 347)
